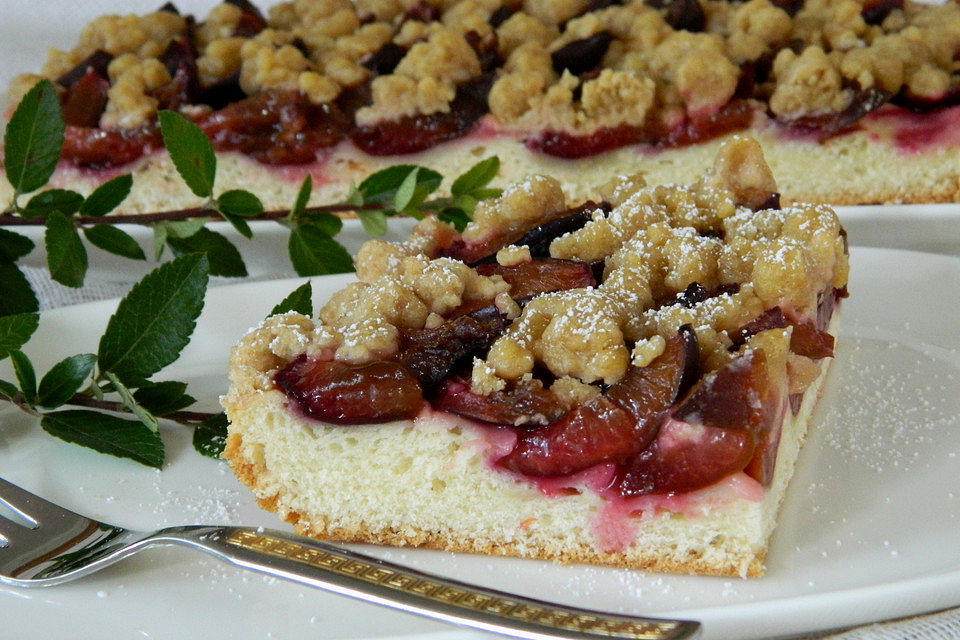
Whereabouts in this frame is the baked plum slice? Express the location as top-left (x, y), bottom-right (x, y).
top-left (528, 100), bottom-right (756, 158)
top-left (733, 307), bottom-right (834, 359)
top-left (551, 32), bottom-right (612, 76)
top-left (646, 0), bottom-right (706, 33)
top-left (61, 69), bottom-right (110, 128)
top-left (617, 348), bottom-right (782, 496)
top-left (56, 50), bottom-right (112, 88)
top-left (476, 259), bottom-right (596, 299)
top-left (227, 0), bottom-right (269, 37)
top-left (62, 123), bottom-right (162, 168)
top-left (275, 356), bottom-right (424, 424)
top-left (779, 86), bottom-right (891, 136)
top-left (498, 326), bottom-right (698, 477)
top-left (446, 258), bottom-right (597, 318)
top-left (351, 73), bottom-right (494, 155)
top-left (528, 123), bottom-right (649, 159)
top-left (153, 36), bottom-right (200, 110)
top-left (398, 313), bottom-right (508, 391)
top-left (433, 377), bottom-right (566, 426)
top-left (197, 89), bottom-right (351, 165)
top-left (275, 313), bottom-right (509, 424)
top-left (862, 0), bottom-right (903, 25)
top-left (441, 201), bottom-right (606, 265)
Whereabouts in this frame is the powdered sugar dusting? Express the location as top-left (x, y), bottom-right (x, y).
top-left (150, 471), bottom-right (244, 525)
top-left (821, 337), bottom-right (960, 474)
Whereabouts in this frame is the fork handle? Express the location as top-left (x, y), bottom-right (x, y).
top-left (175, 526), bottom-right (700, 640)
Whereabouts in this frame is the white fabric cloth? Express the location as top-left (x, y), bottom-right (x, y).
top-left (24, 267), bottom-right (133, 310)
top-left (23, 266), bottom-right (960, 640)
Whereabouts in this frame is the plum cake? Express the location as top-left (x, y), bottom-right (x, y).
top-left (5, 0), bottom-right (960, 212)
top-left (221, 136), bottom-right (848, 577)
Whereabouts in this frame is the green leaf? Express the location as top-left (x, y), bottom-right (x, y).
top-left (83, 225), bottom-right (147, 260)
top-left (357, 210), bottom-right (388, 237)
top-left (133, 381), bottom-right (195, 416)
top-left (0, 312), bottom-right (39, 360)
top-left (44, 210), bottom-right (88, 288)
top-left (290, 174), bottom-right (312, 221)
top-left (217, 190), bottom-right (263, 217)
top-left (0, 379), bottom-right (17, 400)
top-left (0, 228), bottom-right (35, 263)
top-left (357, 165), bottom-right (442, 205)
top-left (4, 79), bottom-right (64, 195)
top-left (300, 211), bottom-right (342, 236)
top-left (0, 264), bottom-right (39, 315)
top-left (454, 193), bottom-right (478, 214)
top-left (218, 212), bottom-right (253, 239)
top-left (23, 189), bottom-right (83, 218)
top-left (270, 281), bottom-right (313, 317)
top-left (344, 181), bottom-right (363, 208)
top-left (451, 156), bottom-right (500, 197)
top-left (471, 187), bottom-right (502, 201)
top-left (104, 371), bottom-right (159, 433)
top-left (167, 227), bottom-right (248, 278)
top-left (158, 110), bottom-right (216, 199)
top-left (41, 409), bottom-right (165, 468)
top-left (79, 174), bottom-right (133, 217)
top-left (97, 253), bottom-right (209, 387)
top-left (9, 349), bottom-right (37, 405)
top-left (193, 412), bottom-right (229, 459)
top-left (393, 166), bottom-right (419, 212)
top-left (152, 224), bottom-right (168, 261)
top-left (217, 189), bottom-right (262, 238)
top-left (437, 207), bottom-right (471, 233)
top-left (37, 353), bottom-right (96, 409)
top-left (163, 219), bottom-right (206, 239)
top-left (288, 225), bottom-right (354, 276)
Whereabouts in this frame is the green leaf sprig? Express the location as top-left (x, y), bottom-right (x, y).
top-left (0, 263), bottom-right (318, 465)
top-left (0, 254), bottom-right (210, 467)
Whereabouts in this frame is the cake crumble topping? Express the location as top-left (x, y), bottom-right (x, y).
top-left (233, 135), bottom-right (847, 402)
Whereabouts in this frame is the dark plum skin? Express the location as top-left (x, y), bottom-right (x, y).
top-left (861, 0), bottom-right (903, 25)
top-left (440, 202), bottom-right (606, 266)
top-left (551, 32), bottom-right (613, 76)
top-left (398, 314), bottom-right (508, 391)
top-left (647, 0), bottom-right (706, 32)
top-left (61, 70), bottom-right (109, 128)
top-left (497, 327), bottom-right (698, 477)
top-left (275, 357), bottom-right (424, 424)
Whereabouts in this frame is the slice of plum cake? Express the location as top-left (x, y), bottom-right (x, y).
top-left (222, 136), bottom-right (848, 577)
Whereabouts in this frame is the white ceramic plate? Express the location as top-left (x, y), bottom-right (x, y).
top-left (2, 246), bottom-right (959, 640)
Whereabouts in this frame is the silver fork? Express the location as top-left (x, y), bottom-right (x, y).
top-left (0, 477), bottom-right (700, 640)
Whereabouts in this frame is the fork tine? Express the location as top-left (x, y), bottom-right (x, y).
top-left (0, 514), bottom-right (28, 547)
top-left (0, 478), bottom-right (82, 527)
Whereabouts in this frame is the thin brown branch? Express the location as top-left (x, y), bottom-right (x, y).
top-left (0, 202), bottom-right (388, 227)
